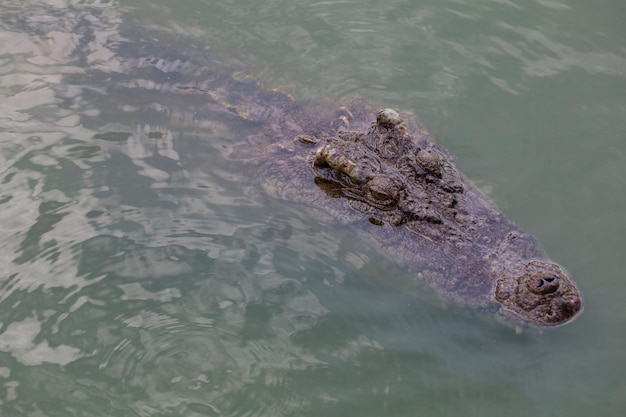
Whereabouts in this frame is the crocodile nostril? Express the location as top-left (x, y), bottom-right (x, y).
top-left (529, 275), bottom-right (560, 294)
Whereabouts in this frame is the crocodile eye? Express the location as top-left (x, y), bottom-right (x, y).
top-left (367, 176), bottom-right (399, 202)
top-left (371, 188), bottom-right (393, 201)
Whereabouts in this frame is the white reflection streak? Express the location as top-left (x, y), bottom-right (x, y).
top-left (0, 2), bottom-right (126, 367)
top-left (0, 316), bottom-right (81, 366)
top-left (0, 0), bottom-right (122, 276)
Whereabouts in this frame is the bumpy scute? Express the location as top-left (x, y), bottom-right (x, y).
top-left (305, 109), bottom-right (583, 327)
top-left (312, 110), bottom-right (469, 238)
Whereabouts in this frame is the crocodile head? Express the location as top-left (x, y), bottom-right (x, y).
top-left (307, 108), bottom-right (583, 327)
top-left (312, 108), bottom-right (467, 236)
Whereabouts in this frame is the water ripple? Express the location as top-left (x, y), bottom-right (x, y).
top-left (1, 0), bottom-right (622, 416)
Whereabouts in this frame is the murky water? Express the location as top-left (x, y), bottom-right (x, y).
top-left (0, 0), bottom-right (624, 416)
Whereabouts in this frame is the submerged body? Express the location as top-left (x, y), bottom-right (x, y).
top-left (254, 107), bottom-right (583, 327)
top-left (29, 9), bottom-right (582, 327)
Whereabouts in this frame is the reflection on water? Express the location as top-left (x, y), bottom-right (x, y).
top-left (0, 3), bottom-right (384, 410)
top-left (0, 0), bottom-right (625, 416)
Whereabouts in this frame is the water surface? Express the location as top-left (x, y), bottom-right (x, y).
top-left (0, 0), bottom-right (624, 416)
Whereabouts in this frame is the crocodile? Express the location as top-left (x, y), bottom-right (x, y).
top-left (9, 4), bottom-right (582, 327)
top-left (251, 107), bottom-right (583, 327)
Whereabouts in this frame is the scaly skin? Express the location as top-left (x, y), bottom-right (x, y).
top-left (257, 108), bottom-right (583, 327)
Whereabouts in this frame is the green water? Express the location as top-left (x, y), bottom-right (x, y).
top-left (0, 0), bottom-right (625, 416)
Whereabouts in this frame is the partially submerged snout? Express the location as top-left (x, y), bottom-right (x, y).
top-left (495, 261), bottom-right (583, 326)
